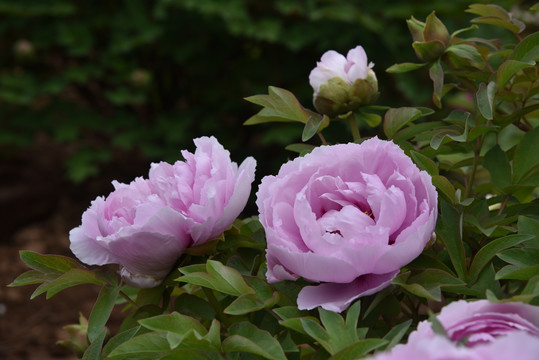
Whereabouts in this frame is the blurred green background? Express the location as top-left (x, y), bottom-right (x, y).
top-left (0, 0), bottom-right (529, 224)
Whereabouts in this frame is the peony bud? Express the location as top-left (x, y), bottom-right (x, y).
top-left (407, 12), bottom-right (450, 62)
top-left (309, 45), bottom-right (379, 117)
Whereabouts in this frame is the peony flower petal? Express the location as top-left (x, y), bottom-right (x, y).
top-left (474, 331), bottom-right (539, 360)
top-left (308, 50), bottom-right (348, 94)
top-left (297, 270), bottom-right (398, 312)
top-left (266, 244), bottom-right (360, 283)
top-left (345, 45), bottom-right (369, 80)
top-left (207, 156), bottom-right (257, 242)
top-left (69, 226), bottom-right (117, 266)
top-left (409, 299), bottom-right (539, 347)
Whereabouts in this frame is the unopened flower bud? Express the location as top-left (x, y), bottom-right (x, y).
top-left (407, 12), bottom-right (450, 62)
top-left (309, 45), bottom-right (379, 117)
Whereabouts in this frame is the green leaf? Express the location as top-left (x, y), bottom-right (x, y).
top-left (328, 339), bottom-right (388, 360)
top-left (466, 4), bottom-right (512, 19)
top-left (496, 265), bottom-right (539, 280)
top-left (318, 308), bottom-right (357, 353)
top-left (450, 25), bottom-right (479, 38)
top-left (386, 62), bottom-right (427, 73)
top-left (467, 4), bottom-right (524, 34)
top-left (437, 200), bottom-right (466, 279)
top-left (432, 175), bottom-right (456, 204)
top-left (383, 107), bottom-right (422, 138)
top-left (108, 332), bottom-right (171, 357)
top-left (511, 32), bottom-right (539, 62)
top-left (345, 301), bottom-right (361, 341)
top-left (223, 322), bottom-right (287, 360)
top-left (82, 328), bottom-right (107, 360)
top-left (468, 234), bottom-right (534, 282)
top-left (302, 114), bottom-right (328, 142)
top-left (357, 111), bottom-right (381, 128)
top-left (470, 263), bottom-right (501, 298)
top-left (285, 143), bottom-right (315, 155)
top-left (393, 121), bottom-right (445, 144)
top-left (497, 248), bottom-right (539, 267)
top-left (445, 44), bottom-right (482, 65)
top-left (410, 151), bottom-right (439, 176)
top-left (174, 294), bottom-right (215, 320)
top-left (244, 86), bottom-right (310, 125)
top-left (8, 270), bottom-right (58, 287)
top-left (205, 320), bottom-right (221, 350)
top-left (224, 290), bottom-right (279, 315)
top-left (177, 260), bottom-right (255, 296)
top-left (428, 312), bottom-right (449, 338)
top-left (301, 318), bottom-right (333, 353)
top-left (392, 272), bottom-right (441, 301)
top-left (101, 326), bottom-right (141, 359)
top-left (476, 82), bottom-right (496, 120)
top-left (19, 251), bottom-right (79, 274)
top-left (429, 60), bottom-right (444, 108)
top-left (138, 312), bottom-right (207, 337)
top-left (383, 319), bottom-right (412, 350)
top-left (518, 216), bottom-right (539, 247)
top-left (430, 122), bottom-right (469, 151)
top-left (471, 17), bottom-right (523, 34)
top-left (497, 60), bottom-right (536, 89)
top-left (513, 126), bottom-right (539, 184)
top-left (31, 268), bottom-right (105, 299)
top-left (88, 284), bottom-right (120, 342)
top-left (393, 269), bottom-right (464, 301)
top-left (468, 125), bottom-right (499, 141)
top-left (483, 145), bottom-right (512, 190)
top-left (522, 275), bottom-right (539, 295)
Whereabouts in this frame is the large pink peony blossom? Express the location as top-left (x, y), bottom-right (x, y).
top-left (365, 332), bottom-right (539, 360)
top-left (70, 136), bottom-right (256, 288)
top-left (409, 300), bottom-right (539, 346)
top-left (256, 137), bottom-right (437, 312)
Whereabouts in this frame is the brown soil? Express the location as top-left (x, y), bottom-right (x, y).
top-left (0, 134), bottom-right (150, 359)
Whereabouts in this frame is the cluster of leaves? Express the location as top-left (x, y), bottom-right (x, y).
top-left (8, 2), bottom-right (539, 360)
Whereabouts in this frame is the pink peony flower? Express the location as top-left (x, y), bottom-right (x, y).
top-left (256, 137), bottom-right (437, 312)
top-left (409, 300), bottom-right (539, 346)
top-left (149, 136), bottom-right (256, 245)
top-left (366, 332), bottom-right (539, 360)
top-left (70, 136), bottom-right (256, 287)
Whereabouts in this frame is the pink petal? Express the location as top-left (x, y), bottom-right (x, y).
top-left (266, 244), bottom-right (360, 283)
top-left (297, 271), bottom-right (398, 312)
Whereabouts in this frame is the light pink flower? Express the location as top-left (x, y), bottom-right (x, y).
top-left (366, 332), bottom-right (539, 360)
top-left (409, 300), bottom-right (539, 346)
top-left (309, 45), bottom-right (374, 96)
top-left (70, 136), bottom-right (256, 287)
top-left (256, 137), bottom-right (437, 312)
top-left (149, 136), bottom-right (256, 245)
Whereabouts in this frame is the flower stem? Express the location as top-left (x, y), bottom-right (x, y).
top-left (119, 290), bottom-right (139, 309)
top-left (346, 114), bottom-right (361, 142)
top-left (317, 131), bottom-right (328, 145)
